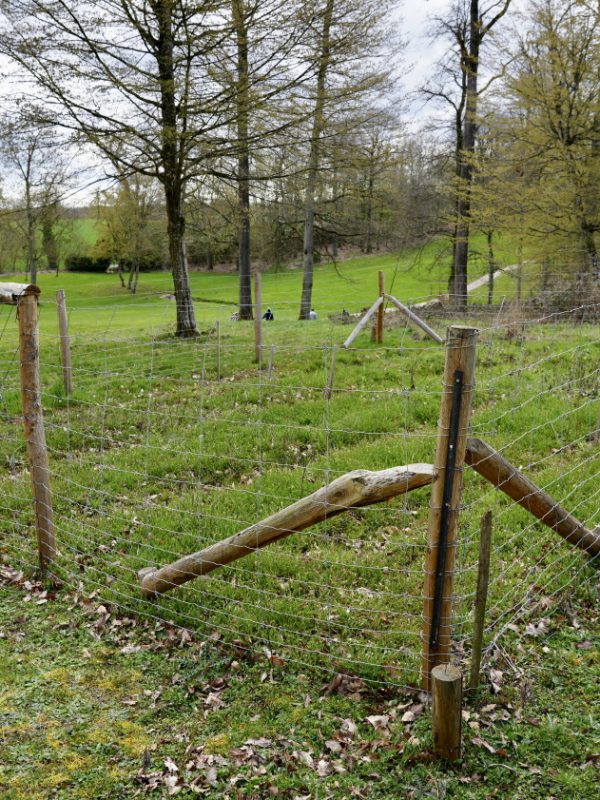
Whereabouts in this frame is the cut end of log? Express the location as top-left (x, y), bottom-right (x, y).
top-left (138, 567), bottom-right (157, 597)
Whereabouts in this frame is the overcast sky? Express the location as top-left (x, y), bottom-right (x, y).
top-left (1, 0), bottom-right (521, 205)
top-left (400, 0), bottom-right (450, 87)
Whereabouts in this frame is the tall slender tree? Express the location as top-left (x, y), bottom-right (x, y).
top-left (452, 0), bottom-right (512, 308)
top-left (297, 0), bottom-right (395, 319)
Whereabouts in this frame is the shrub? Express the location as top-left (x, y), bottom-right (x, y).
top-left (65, 254), bottom-right (111, 273)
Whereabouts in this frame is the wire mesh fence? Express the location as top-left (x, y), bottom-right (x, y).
top-left (0, 271), bottom-right (598, 694)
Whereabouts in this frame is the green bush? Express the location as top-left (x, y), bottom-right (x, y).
top-left (65, 254), bottom-right (111, 273)
top-left (119, 256), bottom-right (165, 273)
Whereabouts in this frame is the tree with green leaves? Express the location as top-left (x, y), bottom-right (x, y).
top-left (297, 0), bottom-right (396, 319)
top-left (0, 0), bottom-right (238, 335)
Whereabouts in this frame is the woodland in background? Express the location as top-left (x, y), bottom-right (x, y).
top-left (0, 0), bottom-right (598, 319)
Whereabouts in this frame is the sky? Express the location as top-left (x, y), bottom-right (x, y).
top-left (400, 0), bottom-right (451, 87)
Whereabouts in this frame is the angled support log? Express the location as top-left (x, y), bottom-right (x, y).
top-left (343, 296), bottom-right (383, 349)
top-left (384, 294), bottom-right (444, 344)
top-left (466, 437), bottom-right (600, 557)
top-left (140, 463), bottom-right (436, 597)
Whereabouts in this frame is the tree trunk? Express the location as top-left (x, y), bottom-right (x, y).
top-left (299, 0), bottom-right (334, 320)
top-left (448, 94), bottom-right (466, 295)
top-left (486, 230), bottom-right (495, 305)
top-left (165, 186), bottom-right (197, 336)
top-left (365, 160), bottom-right (375, 254)
top-left (131, 261), bottom-right (140, 294)
top-left (41, 205), bottom-right (59, 273)
top-left (117, 261), bottom-right (126, 288)
top-left (156, 0), bottom-right (197, 337)
top-left (452, 0), bottom-right (481, 311)
top-left (233, 0), bottom-right (253, 320)
top-left (25, 176), bottom-right (36, 284)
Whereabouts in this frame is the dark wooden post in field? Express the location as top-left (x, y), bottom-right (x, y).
top-left (267, 344), bottom-right (275, 381)
top-left (216, 320), bottom-right (221, 380)
top-left (17, 286), bottom-right (56, 573)
top-left (422, 326), bottom-right (478, 691)
top-left (325, 345), bottom-right (337, 400)
top-left (376, 270), bottom-right (385, 343)
top-left (55, 289), bottom-right (73, 396)
top-left (432, 663), bottom-right (463, 760)
top-left (254, 271), bottom-right (262, 365)
top-left (468, 511), bottom-right (493, 692)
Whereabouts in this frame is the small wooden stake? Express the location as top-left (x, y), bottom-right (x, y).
top-left (376, 271), bottom-right (385, 343)
top-left (422, 326), bottom-right (478, 691)
top-left (55, 290), bottom-right (73, 396)
top-left (254, 271), bottom-right (262, 364)
top-left (325, 345), bottom-right (337, 400)
top-left (215, 320), bottom-right (221, 380)
top-left (343, 296), bottom-right (383, 349)
top-left (432, 663), bottom-right (463, 761)
top-left (18, 287), bottom-right (56, 573)
top-left (267, 345), bottom-right (275, 381)
top-left (469, 511), bottom-right (493, 692)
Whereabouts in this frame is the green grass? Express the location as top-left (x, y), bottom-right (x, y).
top-left (1, 577), bottom-right (598, 799)
top-left (0, 246), bottom-right (598, 797)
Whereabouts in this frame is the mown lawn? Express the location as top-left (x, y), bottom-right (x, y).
top-left (0, 248), bottom-right (598, 798)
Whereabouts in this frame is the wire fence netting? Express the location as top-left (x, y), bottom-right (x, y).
top-left (1, 276), bottom-right (598, 689)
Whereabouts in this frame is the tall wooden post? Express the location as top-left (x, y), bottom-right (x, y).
top-left (422, 326), bottom-right (478, 691)
top-left (215, 320), bottom-right (221, 380)
top-left (18, 286), bottom-right (56, 573)
top-left (55, 290), bottom-right (73, 396)
top-left (325, 345), bottom-right (337, 401)
top-left (254, 272), bottom-right (262, 364)
top-left (376, 271), bottom-right (385, 343)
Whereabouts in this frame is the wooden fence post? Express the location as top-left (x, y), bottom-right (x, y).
top-left (376, 271), bottom-right (385, 344)
top-left (254, 272), bottom-right (262, 365)
top-left (432, 663), bottom-right (463, 760)
top-left (267, 344), bottom-right (275, 381)
top-left (216, 320), bottom-right (221, 380)
top-left (55, 289), bottom-right (73, 396)
top-left (18, 286), bottom-right (56, 573)
top-left (422, 326), bottom-right (478, 691)
top-left (325, 345), bottom-right (337, 401)
top-left (469, 511), bottom-right (493, 692)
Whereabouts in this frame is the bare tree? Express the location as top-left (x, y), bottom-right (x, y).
top-left (298, 0), bottom-right (395, 319)
top-left (0, 0), bottom-right (241, 336)
top-left (0, 114), bottom-right (70, 282)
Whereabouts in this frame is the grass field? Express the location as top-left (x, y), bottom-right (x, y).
top-left (0, 247), bottom-right (598, 798)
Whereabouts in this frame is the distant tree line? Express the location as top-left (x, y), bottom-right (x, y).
top-left (0, 0), bottom-right (598, 325)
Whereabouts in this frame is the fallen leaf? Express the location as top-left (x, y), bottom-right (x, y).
top-left (365, 715), bottom-right (390, 731)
